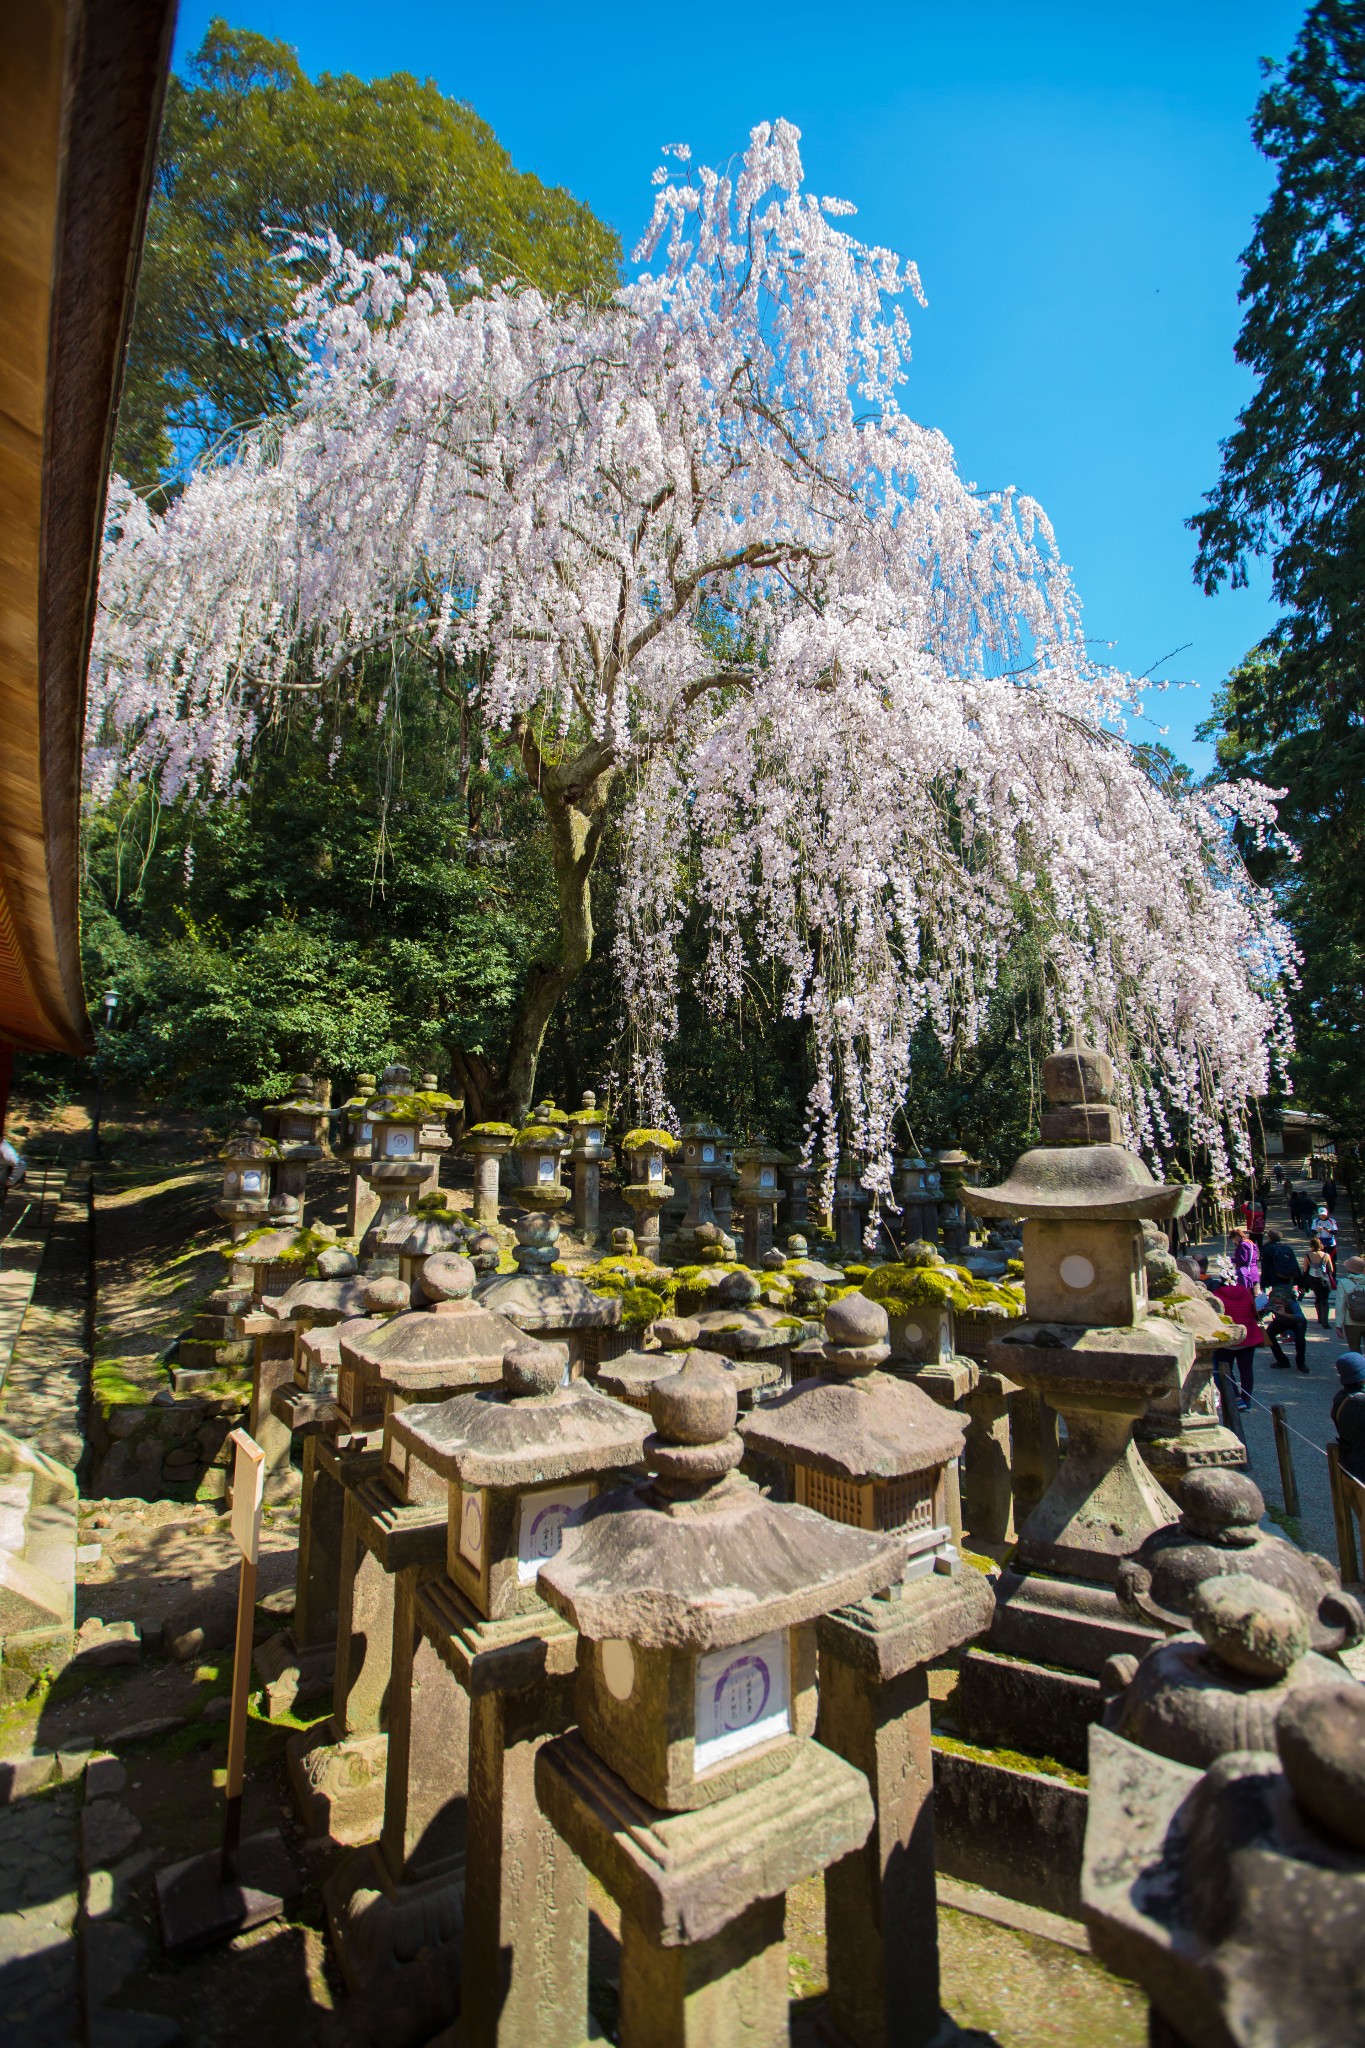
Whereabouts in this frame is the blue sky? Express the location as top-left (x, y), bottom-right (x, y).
top-left (171, 1), bottom-right (1307, 773)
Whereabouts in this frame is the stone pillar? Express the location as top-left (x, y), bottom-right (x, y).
top-left (961, 1368), bottom-right (1016, 1549)
top-left (822, 1660), bottom-right (937, 2047)
top-left (464, 1127), bottom-right (514, 1225)
top-left (247, 1323), bottom-right (299, 1502)
top-left (617, 1895), bottom-right (787, 2048)
top-left (1008, 1386), bottom-right (1059, 1528)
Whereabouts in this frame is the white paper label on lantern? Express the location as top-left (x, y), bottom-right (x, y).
top-left (702, 1144), bottom-right (715, 1164)
top-left (458, 1488), bottom-right (485, 1567)
top-left (359, 1122), bottom-right (372, 1141)
top-left (516, 1483), bottom-right (592, 1582)
top-left (241, 1170), bottom-right (261, 1192)
top-left (694, 1629), bottom-right (790, 1771)
top-left (387, 1128), bottom-right (414, 1156)
top-left (760, 1167), bottom-right (774, 1187)
top-left (1059, 1254), bottom-right (1096, 1291)
top-left (648, 1155), bottom-right (663, 1181)
top-left (538, 1157), bottom-right (555, 1184)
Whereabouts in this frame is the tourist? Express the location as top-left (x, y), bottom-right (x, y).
top-left (1229, 1224), bottom-right (1260, 1291)
top-left (1264, 1281), bottom-right (1309, 1374)
top-left (1205, 1255), bottom-right (1263, 1411)
top-left (1290, 1183), bottom-right (1315, 1231)
top-left (1314, 1204), bottom-right (1339, 1257)
top-left (1330, 1353), bottom-right (1365, 1484)
top-left (1302, 1236), bottom-right (1336, 1326)
top-left (1321, 1172), bottom-right (1339, 1216)
top-left (1260, 1226), bottom-right (1303, 1292)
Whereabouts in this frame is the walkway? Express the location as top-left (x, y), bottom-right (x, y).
top-left (1192, 1178), bottom-right (1356, 1572)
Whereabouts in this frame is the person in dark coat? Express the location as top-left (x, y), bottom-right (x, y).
top-left (1261, 1228), bottom-right (1303, 1291)
top-left (1265, 1282), bottom-right (1309, 1373)
top-left (1321, 1175), bottom-right (1339, 1216)
top-left (1331, 1352), bottom-right (1365, 1483)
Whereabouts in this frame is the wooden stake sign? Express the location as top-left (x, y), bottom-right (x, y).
top-left (155, 1429), bottom-right (299, 1956)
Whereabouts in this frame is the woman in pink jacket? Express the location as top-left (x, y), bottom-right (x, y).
top-left (1205, 1255), bottom-right (1264, 1412)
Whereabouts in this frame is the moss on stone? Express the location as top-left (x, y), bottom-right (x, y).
top-left (931, 1731), bottom-right (1087, 1789)
top-left (514, 1124), bottom-right (568, 1146)
top-left (468, 1121), bottom-right (517, 1139)
top-left (621, 1128), bottom-right (681, 1153)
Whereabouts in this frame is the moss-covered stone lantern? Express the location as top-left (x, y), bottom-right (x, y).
top-left (732, 1135), bottom-right (787, 1263)
top-left (935, 1143), bottom-right (973, 1256)
top-left (264, 1073), bottom-right (328, 1203)
top-left (713, 1130), bottom-right (738, 1233)
top-left (898, 1154), bottom-right (940, 1245)
top-left (782, 1154), bottom-right (814, 1231)
top-left (354, 1070), bottom-right (431, 1262)
top-left (513, 1113), bottom-right (571, 1213)
top-left (535, 1352), bottom-right (906, 2048)
top-left (475, 1210), bottom-right (625, 1377)
top-left (620, 1127), bottom-right (680, 1256)
top-left (392, 1335), bottom-right (650, 2045)
top-left (337, 1074), bottom-right (379, 1238)
top-left (414, 1071), bottom-right (459, 1198)
top-left (677, 1120), bottom-right (724, 1237)
top-left (567, 1088), bottom-right (611, 1236)
top-left (463, 1120), bottom-right (516, 1225)
top-left (740, 1294), bottom-right (992, 2048)
top-left (954, 1042), bottom-right (1199, 1770)
top-left (216, 1117), bottom-right (277, 1240)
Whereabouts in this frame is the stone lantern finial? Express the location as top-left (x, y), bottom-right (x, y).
top-left (503, 1336), bottom-right (570, 1399)
top-left (645, 1351), bottom-right (744, 1496)
top-left (418, 1252), bottom-right (477, 1309)
top-left (823, 1293), bottom-right (891, 1377)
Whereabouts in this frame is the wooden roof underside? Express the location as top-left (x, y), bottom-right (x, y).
top-left (0, 0), bottom-right (173, 1054)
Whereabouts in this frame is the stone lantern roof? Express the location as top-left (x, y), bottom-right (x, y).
top-left (741, 1292), bottom-right (966, 1482)
top-left (538, 1352), bottom-right (906, 1651)
top-left (964, 1046), bottom-right (1196, 1224)
top-left (265, 1074), bottom-right (326, 1117)
top-left (339, 1252), bottom-right (524, 1393)
top-left (261, 1273), bottom-right (370, 1326)
top-left (219, 1117), bottom-right (280, 1163)
top-left (392, 1337), bottom-right (649, 1491)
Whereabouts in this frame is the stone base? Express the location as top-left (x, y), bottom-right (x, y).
top-left (536, 1729), bottom-right (873, 1947)
top-left (891, 1357), bottom-right (976, 1405)
top-left (931, 1743), bottom-right (1087, 1920)
top-left (175, 1337), bottom-right (252, 1374)
top-left (256, 1626), bottom-right (334, 1719)
top-left (817, 1564), bottom-right (994, 1683)
top-left (956, 1649), bottom-right (1105, 1773)
top-left (1137, 1425), bottom-right (1246, 1507)
top-left (286, 1720), bottom-right (388, 1847)
top-left (983, 1566), bottom-right (1164, 1677)
top-left (323, 1836), bottom-right (464, 1993)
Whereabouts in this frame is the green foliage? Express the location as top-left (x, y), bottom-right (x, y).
top-left (80, 673), bottom-right (552, 1109)
top-left (117, 20), bottom-right (620, 487)
top-left (1192, 8), bottom-right (1365, 1152)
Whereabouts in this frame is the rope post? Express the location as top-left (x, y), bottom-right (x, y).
top-left (1326, 1442), bottom-right (1359, 1585)
top-left (1270, 1404), bottom-right (1301, 1520)
top-left (1217, 1368), bottom-right (1246, 1452)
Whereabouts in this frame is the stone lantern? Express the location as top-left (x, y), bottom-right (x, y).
top-left (741, 1294), bottom-right (992, 2048)
top-left (690, 1268), bottom-right (797, 1392)
top-left (336, 1074), bottom-right (379, 1239)
top-left (713, 1130), bottom-right (737, 1233)
top-left (898, 1155), bottom-right (940, 1245)
top-left (954, 1042), bottom-right (1199, 1769)
top-left (1133, 1224), bottom-right (1246, 1505)
top-left (535, 1352), bottom-right (906, 2048)
top-left (600, 1313), bottom-right (779, 1418)
top-left (392, 1335), bottom-right (650, 2044)
top-left (512, 1112), bottom-right (571, 1211)
top-left (677, 1120), bottom-right (725, 1235)
top-left (414, 1072), bottom-right (459, 1199)
top-left (463, 1120), bottom-right (515, 1225)
top-left (1084, 1650), bottom-right (1365, 2048)
top-left (566, 1089), bottom-right (611, 1236)
top-left (292, 1256), bottom-right (522, 1899)
top-left (475, 1209), bottom-right (625, 1378)
top-left (777, 1156), bottom-right (811, 1234)
top-left (355, 1071), bottom-right (430, 1262)
top-left (215, 1117), bottom-right (277, 1240)
top-left (731, 1135), bottom-right (786, 1263)
top-left (264, 1073), bottom-right (328, 1203)
top-left (395, 1211), bottom-right (467, 1291)
top-left (834, 1153), bottom-right (871, 1255)
top-left (934, 1144), bottom-right (974, 1257)
top-left (619, 1126), bottom-right (679, 1256)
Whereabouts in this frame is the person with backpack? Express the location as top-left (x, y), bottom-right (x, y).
top-left (1260, 1227), bottom-right (1303, 1292)
top-left (1331, 1352), bottom-right (1365, 1483)
top-left (1302, 1236), bottom-right (1336, 1326)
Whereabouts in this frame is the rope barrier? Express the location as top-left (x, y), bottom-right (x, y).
top-left (1240, 1387), bottom-right (1330, 1460)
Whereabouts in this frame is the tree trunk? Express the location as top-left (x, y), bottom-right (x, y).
top-left (482, 743), bottom-right (615, 1124)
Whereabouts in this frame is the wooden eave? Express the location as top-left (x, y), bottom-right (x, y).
top-left (0, 0), bottom-right (173, 1054)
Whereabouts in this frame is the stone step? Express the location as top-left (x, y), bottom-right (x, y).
top-left (173, 1338), bottom-right (252, 1374)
